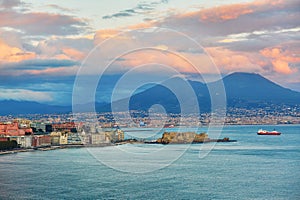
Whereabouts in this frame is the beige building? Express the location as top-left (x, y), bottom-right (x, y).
top-left (50, 131), bottom-right (68, 145)
top-left (9, 136), bottom-right (32, 148)
top-left (105, 129), bottom-right (124, 142)
top-left (91, 133), bottom-right (106, 144)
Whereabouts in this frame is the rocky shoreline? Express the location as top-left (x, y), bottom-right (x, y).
top-left (154, 132), bottom-right (237, 144)
top-left (144, 138), bottom-right (237, 144)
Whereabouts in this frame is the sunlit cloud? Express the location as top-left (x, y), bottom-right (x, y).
top-left (0, 38), bottom-right (36, 62)
top-left (0, 88), bottom-right (53, 102)
top-left (206, 47), bottom-right (263, 73)
top-left (0, 0), bottom-right (299, 104)
top-left (199, 3), bottom-right (254, 22)
top-left (94, 29), bottom-right (121, 44)
top-left (161, 0), bottom-right (299, 39)
top-left (0, 0), bottom-right (88, 36)
top-left (271, 60), bottom-right (294, 74)
top-left (62, 48), bottom-right (86, 60)
top-left (260, 45), bottom-right (300, 74)
top-left (25, 66), bottom-right (79, 76)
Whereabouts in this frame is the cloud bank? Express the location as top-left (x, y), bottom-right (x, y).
top-left (0, 0), bottom-right (299, 104)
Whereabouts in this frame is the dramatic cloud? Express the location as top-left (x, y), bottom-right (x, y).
top-left (216, 27), bottom-right (300, 52)
top-left (1, 0), bottom-right (299, 104)
top-left (35, 37), bottom-right (92, 58)
top-left (160, 0), bottom-right (300, 38)
top-left (0, 38), bottom-right (36, 62)
top-left (94, 29), bottom-right (121, 44)
top-left (0, 74), bottom-right (75, 104)
top-left (0, 0), bottom-right (24, 9)
top-left (0, 33), bottom-right (90, 77)
top-left (102, 0), bottom-right (168, 19)
top-left (0, 11), bottom-right (87, 36)
top-left (0, 58), bottom-right (79, 76)
top-left (9, 59), bottom-right (78, 68)
top-left (260, 44), bottom-right (300, 74)
top-left (25, 65), bottom-right (79, 76)
top-left (103, 12), bottom-right (134, 19)
top-left (0, 0), bottom-right (88, 36)
top-left (62, 48), bottom-right (85, 60)
top-left (206, 47), bottom-right (263, 73)
top-left (92, 0), bottom-right (300, 86)
top-left (0, 88), bottom-right (53, 102)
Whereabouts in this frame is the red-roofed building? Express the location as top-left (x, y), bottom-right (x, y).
top-left (0, 122), bottom-right (33, 136)
top-left (52, 122), bottom-right (78, 132)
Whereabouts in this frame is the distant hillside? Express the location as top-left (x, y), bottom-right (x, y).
top-left (0, 100), bottom-right (70, 115)
top-left (125, 77), bottom-right (210, 113)
top-left (123, 72), bottom-right (300, 113)
top-left (1, 72), bottom-right (299, 115)
top-left (219, 72), bottom-right (300, 105)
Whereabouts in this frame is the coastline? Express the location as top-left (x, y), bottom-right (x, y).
top-left (2, 124), bottom-right (296, 156)
top-left (1, 124), bottom-right (298, 199)
top-left (0, 139), bottom-right (237, 156)
top-left (0, 144), bottom-right (116, 156)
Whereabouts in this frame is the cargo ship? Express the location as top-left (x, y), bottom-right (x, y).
top-left (257, 129), bottom-right (281, 135)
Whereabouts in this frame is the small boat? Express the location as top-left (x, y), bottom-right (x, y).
top-left (257, 129), bottom-right (281, 135)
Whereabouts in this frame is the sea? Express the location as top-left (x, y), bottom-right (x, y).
top-left (0, 125), bottom-right (299, 200)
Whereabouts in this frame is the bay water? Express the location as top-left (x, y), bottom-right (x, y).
top-left (0, 125), bottom-right (299, 199)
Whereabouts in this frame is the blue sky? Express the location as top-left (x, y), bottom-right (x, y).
top-left (0, 0), bottom-right (299, 105)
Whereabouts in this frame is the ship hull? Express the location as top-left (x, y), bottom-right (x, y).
top-left (257, 132), bottom-right (281, 135)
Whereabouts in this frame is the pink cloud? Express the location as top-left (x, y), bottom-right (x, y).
top-left (94, 29), bottom-right (121, 44)
top-left (0, 10), bottom-right (87, 35)
top-left (161, 0), bottom-right (299, 39)
top-left (0, 0), bottom-right (23, 9)
top-left (199, 4), bottom-right (254, 22)
top-left (271, 60), bottom-right (293, 74)
top-left (206, 47), bottom-right (262, 73)
top-left (260, 44), bottom-right (300, 74)
top-left (92, 0), bottom-right (299, 83)
top-left (26, 66), bottom-right (79, 76)
top-left (0, 39), bottom-right (36, 62)
top-left (116, 50), bottom-right (201, 73)
top-left (62, 48), bottom-right (86, 60)
top-left (176, 0), bottom-right (288, 23)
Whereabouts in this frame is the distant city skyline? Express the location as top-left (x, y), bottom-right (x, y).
top-left (0, 0), bottom-right (299, 105)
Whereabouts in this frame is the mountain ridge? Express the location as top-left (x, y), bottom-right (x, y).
top-left (0, 72), bottom-right (299, 115)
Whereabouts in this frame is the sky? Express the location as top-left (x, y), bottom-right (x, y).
top-left (0, 0), bottom-right (299, 105)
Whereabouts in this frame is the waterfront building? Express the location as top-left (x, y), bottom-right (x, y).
top-left (67, 132), bottom-right (82, 145)
top-left (9, 136), bottom-right (32, 148)
top-left (32, 135), bottom-right (51, 147)
top-left (52, 122), bottom-right (78, 132)
top-left (60, 132), bottom-right (68, 145)
top-left (30, 122), bottom-right (52, 133)
top-left (0, 122), bottom-right (33, 136)
top-left (104, 128), bottom-right (124, 142)
top-left (50, 132), bottom-right (60, 145)
top-left (50, 132), bottom-right (68, 145)
top-left (91, 133), bottom-right (107, 144)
